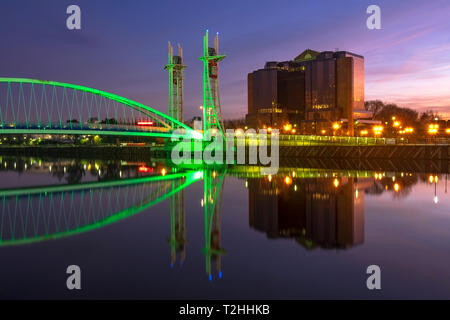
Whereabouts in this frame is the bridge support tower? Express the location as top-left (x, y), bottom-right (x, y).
top-left (199, 31), bottom-right (226, 136)
top-left (165, 42), bottom-right (186, 128)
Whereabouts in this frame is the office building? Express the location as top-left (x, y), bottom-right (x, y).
top-left (246, 49), bottom-right (369, 135)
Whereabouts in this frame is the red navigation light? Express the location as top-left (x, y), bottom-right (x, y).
top-left (137, 121), bottom-right (154, 126)
top-left (138, 165), bottom-right (153, 173)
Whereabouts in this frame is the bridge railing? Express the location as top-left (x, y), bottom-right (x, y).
top-left (0, 122), bottom-right (172, 133)
top-left (236, 134), bottom-right (387, 146)
top-left (277, 134), bottom-right (387, 146)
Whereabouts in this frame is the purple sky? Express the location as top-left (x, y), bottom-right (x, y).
top-left (0, 0), bottom-right (449, 120)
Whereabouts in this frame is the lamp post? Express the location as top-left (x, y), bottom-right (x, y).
top-left (373, 125), bottom-right (383, 137)
top-left (428, 124), bottom-right (439, 144)
top-left (332, 122), bottom-right (341, 136)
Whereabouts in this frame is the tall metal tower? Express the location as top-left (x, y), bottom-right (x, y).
top-left (165, 42), bottom-right (186, 128)
top-left (199, 30), bottom-right (226, 136)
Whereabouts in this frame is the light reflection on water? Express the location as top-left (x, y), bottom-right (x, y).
top-left (0, 155), bottom-right (449, 299)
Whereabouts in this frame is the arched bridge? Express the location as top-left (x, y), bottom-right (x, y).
top-left (0, 78), bottom-right (200, 139)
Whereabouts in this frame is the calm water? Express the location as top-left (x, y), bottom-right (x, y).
top-left (0, 155), bottom-right (449, 299)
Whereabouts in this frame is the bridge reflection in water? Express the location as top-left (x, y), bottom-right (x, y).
top-left (0, 159), bottom-right (228, 280)
top-left (0, 156), bottom-right (447, 280)
top-left (0, 170), bottom-right (202, 245)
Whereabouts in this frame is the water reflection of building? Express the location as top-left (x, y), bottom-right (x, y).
top-left (248, 177), bottom-right (373, 249)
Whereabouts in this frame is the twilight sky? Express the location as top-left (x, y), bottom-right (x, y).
top-left (0, 0), bottom-right (449, 120)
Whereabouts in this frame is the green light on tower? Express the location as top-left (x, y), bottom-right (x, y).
top-left (199, 30), bottom-right (226, 138)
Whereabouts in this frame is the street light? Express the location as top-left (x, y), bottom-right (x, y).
top-left (428, 124), bottom-right (439, 135)
top-left (373, 126), bottom-right (384, 135)
top-left (333, 178), bottom-right (340, 188)
top-left (285, 176), bottom-right (292, 185)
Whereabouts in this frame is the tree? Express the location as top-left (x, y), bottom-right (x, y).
top-left (100, 118), bottom-right (119, 125)
top-left (373, 103), bottom-right (418, 126)
top-left (89, 117), bottom-right (98, 124)
top-left (364, 100), bottom-right (384, 119)
top-left (224, 118), bottom-right (246, 129)
top-left (419, 110), bottom-right (440, 122)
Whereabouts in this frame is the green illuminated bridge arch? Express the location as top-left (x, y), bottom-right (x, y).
top-left (0, 78), bottom-right (200, 139)
top-left (0, 170), bottom-right (202, 246)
